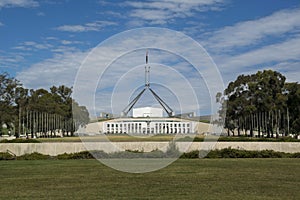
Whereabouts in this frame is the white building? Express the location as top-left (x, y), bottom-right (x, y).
top-left (103, 117), bottom-right (195, 134)
top-left (133, 107), bottom-right (163, 118)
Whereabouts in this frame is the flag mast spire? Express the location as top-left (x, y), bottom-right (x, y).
top-left (145, 50), bottom-right (150, 88)
top-left (122, 50), bottom-right (174, 117)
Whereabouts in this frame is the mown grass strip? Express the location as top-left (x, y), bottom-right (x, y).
top-left (0, 159), bottom-right (299, 199)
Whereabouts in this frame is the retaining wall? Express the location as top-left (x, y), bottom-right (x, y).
top-left (0, 142), bottom-right (300, 156)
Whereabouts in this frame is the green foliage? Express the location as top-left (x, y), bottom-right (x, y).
top-left (91, 150), bottom-right (110, 159)
top-left (17, 152), bottom-right (51, 160)
top-left (0, 152), bottom-right (15, 160)
top-left (0, 72), bottom-right (90, 138)
top-left (0, 72), bottom-right (21, 136)
top-left (57, 151), bottom-right (94, 160)
top-left (176, 136), bottom-right (300, 142)
top-left (291, 152), bottom-right (300, 158)
top-left (2, 146), bottom-right (300, 160)
top-left (200, 148), bottom-right (292, 158)
top-left (180, 148), bottom-right (296, 159)
top-left (180, 150), bottom-right (199, 158)
top-left (0, 139), bottom-right (41, 143)
top-left (217, 136), bottom-right (300, 142)
top-left (217, 70), bottom-right (300, 137)
top-left (285, 82), bottom-right (300, 134)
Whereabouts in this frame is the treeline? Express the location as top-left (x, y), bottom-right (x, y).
top-left (0, 72), bottom-right (89, 138)
top-left (217, 70), bottom-right (300, 137)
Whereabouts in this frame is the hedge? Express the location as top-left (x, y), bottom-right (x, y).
top-left (1, 148), bottom-right (300, 160)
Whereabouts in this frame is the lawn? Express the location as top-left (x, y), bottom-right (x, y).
top-left (0, 159), bottom-right (299, 199)
top-left (34, 134), bottom-right (299, 143)
top-left (37, 134), bottom-right (182, 142)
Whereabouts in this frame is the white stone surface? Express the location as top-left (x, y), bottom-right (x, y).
top-left (1, 142), bottom-right (300, 156)
top-left (133, 107), bottom-right (163, 117)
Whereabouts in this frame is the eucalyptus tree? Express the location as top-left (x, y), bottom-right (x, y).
top-left (0, 72), bottom-right (21, 136)
top-left (285, 82), bottom-right (300, 135)
top-left (1, 72), bottom-right (90, 138)
top-left (28, 86), bottom-right (89, 137)
top-left (217, 70), bottom-right (288, 137)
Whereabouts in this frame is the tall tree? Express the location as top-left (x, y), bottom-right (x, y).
top-left (217, 70), bottom-right (289, 137)
top-left (285, 82), bottom-right (300, 134)
top-left (0, 72), bottom-right (21, 136)
top-left (1, 72), bottom-right (90, 138)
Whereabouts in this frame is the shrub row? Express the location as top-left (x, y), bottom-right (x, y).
top-left (180, 148), bottom-right (300, 159)
top-left (0, 152), bottom-right (15, 160)
top-left (1, 148), bottom-right (300, 160)
top-left (176, 136), bottom-right (300, 142)
top-left (0, 139), bottom-right (41, 143)
top-left (1, 136), bottom-right (299, 143)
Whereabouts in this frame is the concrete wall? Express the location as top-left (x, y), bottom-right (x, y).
top-left (1, 142), bottom-right (300, 156)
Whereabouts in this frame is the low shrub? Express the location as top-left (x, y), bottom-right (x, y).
top-left (217, 136), bottom-right (300, 142)
top-left (0, 152), bottom-right (15, 160)
top-left (0, 139), bottom-right (41, 143)
top-left (180, 150), bottom-right (200, 159)
top-left (57, 151), bottom-right (94, 160)
top-left (176, 136), bottom-right (196, 142)
top-left (17, 152), bottom-right (51, 160)
top-left (91, 150), bottom-right (109, 159)
top-left (144, 150), bottom-right (165, 158)
top-left (180, 148), bottom-right (297, 159)
top-left (187, 136), bottom-right (300, 142)
top-left (1, 147), bottom-right (299, 160)
top-left (291, 152), bottom-right (300, 158)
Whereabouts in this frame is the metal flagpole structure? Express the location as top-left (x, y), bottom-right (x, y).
top-left (121, 50), bottom-right (174, 117)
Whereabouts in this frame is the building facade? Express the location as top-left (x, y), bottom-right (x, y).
top-left (103, 118), bottom-right (195, 134)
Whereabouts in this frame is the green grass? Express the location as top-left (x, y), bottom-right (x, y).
top-left (35, 135), bottom-right (300, 143)
top-left (37, 134), bottom-right (178, 142)
top-left (0, 159), bottom-right (299, 199)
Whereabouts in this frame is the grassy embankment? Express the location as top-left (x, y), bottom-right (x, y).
top-left (34, 134), bottom-right (299, 142)
top-left (0, 159), bottom-right (299, 199)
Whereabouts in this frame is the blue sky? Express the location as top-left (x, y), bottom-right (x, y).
top-left (1, 0), bottom-right (300, 116)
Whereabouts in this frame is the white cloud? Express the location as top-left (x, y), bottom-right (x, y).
top-left (0, 51), bottom-right (25, 69)
top-left (195, 7), bottom-right (300, 85)
top-left (56, 20), bottom-right (117, 32)
top-left (213, 35), bottom-right (300, 85)
top-left (125, 0), bottom-right (225, 24)
top-left (205, 8), bottom-right (300, 53)
top-left (270, 61), bottom-right (300, 83)
top-left (60, 40), bottom-right (83, 45)
top-left (13, 41), bottom-right (52, 51)
top-left (16, 49), bottom-right (87, 89)
top-left (0, 0), bottom-right (39, 8)
top-left (0, 22), bottom-right (3, 26)
top-left (221, 36), bottom-right (300, 69)
top-left (17, 28), bottom-right (224, 116)
top-left (51, 46), bottom-right (79, 53)
top-left (130, 9), bottom-right (172, 25)
top-left (45, 36), bottom-right (58, 40)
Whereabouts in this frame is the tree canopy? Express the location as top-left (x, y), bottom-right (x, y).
top-left (217, 70), bottom-right (300, 137)
top-left (0, 72), bottom-right (89, 137)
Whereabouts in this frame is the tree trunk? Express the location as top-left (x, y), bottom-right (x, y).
top-left (257, 112), bottom-right (261, 138)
